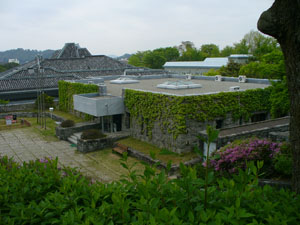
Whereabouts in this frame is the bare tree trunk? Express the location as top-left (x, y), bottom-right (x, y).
top-left (258, 0), bottom-right (300, 193)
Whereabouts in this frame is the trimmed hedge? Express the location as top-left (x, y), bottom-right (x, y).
top-left (81, 129), bottom-right (106, 140)
top-left (61, 119), bottom-right (75, 128)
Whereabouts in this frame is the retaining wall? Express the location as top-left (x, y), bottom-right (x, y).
top-left (56, 122), bottom-right (101, 140)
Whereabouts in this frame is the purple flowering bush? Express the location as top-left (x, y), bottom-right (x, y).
top-left (209, 138), bottom-right (282, 175)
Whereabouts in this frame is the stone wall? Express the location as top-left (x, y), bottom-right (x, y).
top-left (0, 100), bottom-right (58, 113)
top-left (0, 102), bottom-right (35, 112)
top-left (127, 147), bottom-right (202, 175)
top-left (216, 124), bottom-right (289, 148)
top-left (129, 112), bottom-right (265, 154)
top-left (56, 122), bottom-right (101, 140)
top-left (77, 132), bottom-right (130, 153)
top-left (0, 111), bottom-right (64, 122)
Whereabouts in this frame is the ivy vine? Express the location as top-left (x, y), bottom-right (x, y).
top-left (124, 88), bottom-right (272, 139)
top-left (58, 81), bottom-right (98, 119)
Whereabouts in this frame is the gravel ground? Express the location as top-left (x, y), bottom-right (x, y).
top-left (104, 78), bottom-right (269, 96)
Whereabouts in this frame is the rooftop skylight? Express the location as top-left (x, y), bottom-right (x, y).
top-left (110, 76), bottom-right (139, 84)
top-left (156, 80), bottom-right (202, 90)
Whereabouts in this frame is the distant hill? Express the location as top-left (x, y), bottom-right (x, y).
top-left (0, 48), bottom-right (56, 64)
top-left (117, 53), bottom-right (131, 60)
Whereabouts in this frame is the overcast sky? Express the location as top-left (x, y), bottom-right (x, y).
top-left (0, 0), bottom-right (274, 56)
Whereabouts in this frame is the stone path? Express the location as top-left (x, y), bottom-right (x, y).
top-left (0, 128), bottom-right (144, 183)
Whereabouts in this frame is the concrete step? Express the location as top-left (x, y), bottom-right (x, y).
top-left (73, 132), bottom-right (82, 139)
top-left (67, 135), bottom-right (78, 145)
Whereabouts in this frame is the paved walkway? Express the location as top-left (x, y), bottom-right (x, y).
top-left (0, 128), bottom-right (143, 183)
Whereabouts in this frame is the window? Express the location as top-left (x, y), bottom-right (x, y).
top-left (251, 113), bottom-right (267, 123)
top-left (216, 119), bottom-right (223, 129)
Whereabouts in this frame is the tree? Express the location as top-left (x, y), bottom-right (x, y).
top-left (200, 44), bottom-right (220, 58)
top-left (258, 0), bottom-right (300, 193)
top-left (154, 47), bottom-right (179, 61)
top-left (177, 41), bottom-right (195, 55)
top-left (219, 62), bottom-right (241, 77)
top-left (233, 39), bottom-right (249, 54)
top-left (143, 51), bottom-right (166, 69)
top-left (178, 47), bottom-right (204, 61)
top-left (220, 46), bottom-right (235, 57)
top-left (128, 51), bottom-right (147, 67)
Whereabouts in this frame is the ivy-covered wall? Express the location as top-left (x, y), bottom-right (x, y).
top-left (58, 80), bottom-right (98, 113)
top-left (124, 88), bottom-right (272, 153)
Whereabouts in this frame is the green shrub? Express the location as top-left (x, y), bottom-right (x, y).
top-left (273, 143), bottom-right (292, 177)
top-left (0, 155), bottom-right (299, 224)
top-left (270, 77), bottom-right (290, 118)
top-left (61, 119), bottom-right (75, 128)
top-left (81, 129), bottom-right (106, 140)
top-left (208, 138), bottom-right (281, 176)
top-left (274, 154), bottom-right (293, 177)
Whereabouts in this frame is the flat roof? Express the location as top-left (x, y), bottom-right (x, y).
top-left (104, 78), bottom-right (269, 96)
top-left (164, 58), bottom-right (228, 68)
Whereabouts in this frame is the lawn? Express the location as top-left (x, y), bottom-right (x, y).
top-left (51, 110), bottom-right (86, 123)
top-left (117, 137), bottom-right (198, 165)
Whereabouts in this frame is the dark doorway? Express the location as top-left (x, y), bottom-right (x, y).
top-left (113, 114), bottom-right (122, 131)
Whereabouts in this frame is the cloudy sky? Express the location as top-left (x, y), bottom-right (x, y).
top-left (0, 0), bottom-right (274, 56)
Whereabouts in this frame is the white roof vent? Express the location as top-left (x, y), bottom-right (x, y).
top-left (157, 80), bottom-right (202, 90)
top-left (229, 86), bottom-right (240, 91)
top-left (215, 75), bottom-right (223, 82)
top-left (238, 75), bottom-right (247, 83)
top-left (110, 76), bottom-right (139, 84)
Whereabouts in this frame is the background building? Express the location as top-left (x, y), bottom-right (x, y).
top-left (163, 54), bottom-right (252, 75)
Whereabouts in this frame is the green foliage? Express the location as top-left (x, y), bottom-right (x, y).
top-left (0, 62), bottom-right (19, 72)
top-left (274, 154), bottom-right (293, 177)
top-left (239, 50), bottom-right (285, 79)
top-left (219, 62), bottom-right (242, 77)
top-left (200, 44), bottom-right (220, 58)
top-left (209, 138), bottom-right (282, 177)
top-left (143, 51), bottom-right (166, 69)
top-left (125, 88), bottom-right (271, 139)
top-left (128, 47), bottom-right (179, 69)
top-left (61, 119), bottom-right (75, 128)
top-left (220, 45), bottom-right (235, 57)
top-left (273, 143), bottom-right (292, 177)
top-left (81, 129), bottom-right (106, 140)
top-left (269, 78), bottom-right (290, 118)
top-left (58, 80), bottom-right (98, 112)
top-left (1, 156), bottom-right (299, 224)
top-left (128, 51), bottom-right (147, 67)
top-left (178, 47), bottom-right (204, 61)
top-left (0, 99), bottom-right (9, 105)
top-left (203, 68), bottom-right (220, 76)
top-left (34, 93), bottom-right (54, 109)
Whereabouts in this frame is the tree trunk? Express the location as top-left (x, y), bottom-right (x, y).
top-left (258, 0), bottom-right (300, 193)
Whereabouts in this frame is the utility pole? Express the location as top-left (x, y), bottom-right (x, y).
top-left (36, 55), bottom-right (46, 129)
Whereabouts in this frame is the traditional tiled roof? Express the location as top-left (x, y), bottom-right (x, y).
top-left (0, 76), bottom-right (77, 91)
top-left (0, 43), bottom-right (168, 92)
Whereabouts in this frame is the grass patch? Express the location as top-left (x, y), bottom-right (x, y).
top-left (117, 137), bottom-right (197, 164)
top-left (0, 117), bottom-right (58, 141)
top-left (25, 117), bottom-right (59, 141)
top-left (50, 110), bottom-right (86, 123)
